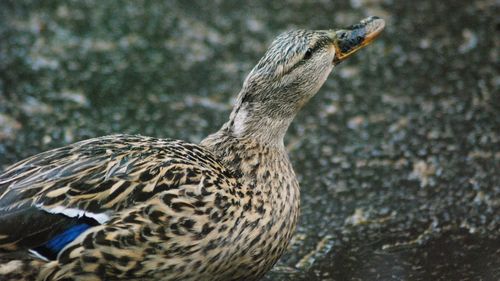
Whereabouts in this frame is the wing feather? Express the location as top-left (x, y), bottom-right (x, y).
top-left (0, 134), bottom-right (233, 252)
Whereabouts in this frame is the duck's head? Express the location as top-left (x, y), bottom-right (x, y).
top-left (226, 16), bottom-right (385, 144)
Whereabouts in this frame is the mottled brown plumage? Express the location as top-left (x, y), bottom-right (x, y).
top-left (0, 17), bottom-right (384, 281)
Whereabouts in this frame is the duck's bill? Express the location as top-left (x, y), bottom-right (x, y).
top-left (332, 16), bottom-right (385, 64)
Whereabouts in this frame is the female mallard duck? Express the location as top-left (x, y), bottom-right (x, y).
top-left (0, 17), bottom-right (384, 281)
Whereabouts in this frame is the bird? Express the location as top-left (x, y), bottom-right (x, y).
top-left (0, 16), bottom-right (384, 281)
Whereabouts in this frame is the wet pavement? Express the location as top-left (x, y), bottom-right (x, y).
top-left (1, 0), bottom-right (499, 280)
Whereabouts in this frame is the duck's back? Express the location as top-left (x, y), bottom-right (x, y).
top-left (0, 134), bottom-right (250, 280)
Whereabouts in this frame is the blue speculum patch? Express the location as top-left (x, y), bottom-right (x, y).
top-left (33, 223), bottom-right (92, 260)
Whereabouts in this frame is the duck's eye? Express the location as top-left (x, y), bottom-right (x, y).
top-left (303, 48), bottom-right (313, 60)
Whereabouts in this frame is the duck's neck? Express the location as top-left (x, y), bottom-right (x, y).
top-left (200, 92), bottom-right (296, 178)
top-left (200, 122), bottom-right (290, 174)
top-left (209, 90), bottom-right (297, 149)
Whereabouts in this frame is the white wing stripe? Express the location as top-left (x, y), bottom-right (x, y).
top-left (35, 204), bottom-right (110, 224)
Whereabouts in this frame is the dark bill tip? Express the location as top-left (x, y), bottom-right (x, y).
top-left (332, 16), bottom-right (385, 64)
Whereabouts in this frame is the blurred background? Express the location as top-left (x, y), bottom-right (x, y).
top-left (0, 0), bottom-right (499, 280)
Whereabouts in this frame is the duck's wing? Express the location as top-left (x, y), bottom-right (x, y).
top-left (0, 134), bottom-right (236, 258)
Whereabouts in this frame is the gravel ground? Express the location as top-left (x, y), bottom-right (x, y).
top-left (1, 0), bottom-right (499, 280)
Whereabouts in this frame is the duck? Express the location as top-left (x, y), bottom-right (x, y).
top-left (0, 17), bottom-right (384, 281)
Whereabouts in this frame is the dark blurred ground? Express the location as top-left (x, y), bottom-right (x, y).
top-left (0, 0), bottom-right (499, 280)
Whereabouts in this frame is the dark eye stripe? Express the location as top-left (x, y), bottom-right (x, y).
top-left (283, 36), bottom-right (331, 75)
top-left (300, 35), bottom-right (330, 62)
top-left (303, 48), bottom-right (313, 60)
top-left (307, 38), bottom-right (329, 57)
